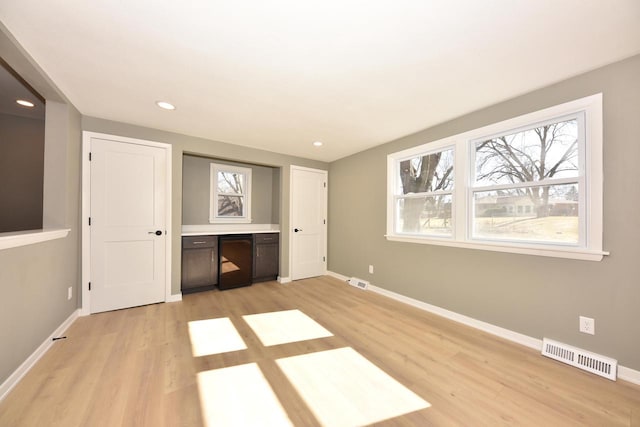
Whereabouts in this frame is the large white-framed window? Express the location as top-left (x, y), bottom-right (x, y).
top-left (209, 163), bottom-right (252, 223)
top-left (387, 94), bottom-right (606, 261)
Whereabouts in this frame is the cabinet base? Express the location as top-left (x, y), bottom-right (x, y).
top-left (218, 282), bottom-right (252, 291)
top-left (252, 276), bottom-right (278, 284)
top-left (182, 284), bottom-right (217, 294)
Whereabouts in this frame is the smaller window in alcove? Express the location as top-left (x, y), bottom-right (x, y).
top-left (209, 163), bottom-right (252, 223)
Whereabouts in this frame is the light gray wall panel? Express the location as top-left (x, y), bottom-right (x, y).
top-left (271, 167), bottom-right (281, 223)
top-left (0, 23), bottom-right (81, 385)
top-left (81, 117), bottom-right (328, 291)
top-left (328, 54), bottom-right (640, 371)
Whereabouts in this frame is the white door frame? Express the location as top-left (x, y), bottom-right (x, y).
top-left (81, 131), bottom-right (173, 316)
top-left (289, 165), bottom-right (328, 281)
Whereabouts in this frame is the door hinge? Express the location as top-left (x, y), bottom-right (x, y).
top-left (323, 256), bottom-right (326, 262)
top-left (323, 182), bottom-right (326, 188)
top-left (88, 217), bottom-right (91, 226)
top-left (89, 152), bottom-right (92, 161)
top-left (88, 282), bottom-right (91, 291)
top-left (323, 219), bottom-right (326, 225)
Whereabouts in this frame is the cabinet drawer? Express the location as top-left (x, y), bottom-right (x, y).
top-left (254, 233), bottom-right (279, 244)
top-left (182, 235), bottom-right (217, 248)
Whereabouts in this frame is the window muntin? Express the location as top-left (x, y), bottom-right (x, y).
top-left (386, 94), bottom-right (604, 260)
top-left (394, 147), bottom-right (454, 236)
top-left (210, 164), bottom-right (252, 223)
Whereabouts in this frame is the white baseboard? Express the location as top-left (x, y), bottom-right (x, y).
top-left (325, 271), bottom-right (640, 385)
top-left (618, 366), bottom-right (640, 384)
top-left (278, 276), bottom-right (292, 284)
top-left (326, 271), bottom-right (349, 282)
top-left (0, 309), bottom-right (79, 402)
top-left (368, 283), bottom-right (542, 350)
top-left (166, 293), bottom-right (182, 303)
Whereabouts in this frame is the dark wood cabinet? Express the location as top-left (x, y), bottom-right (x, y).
top-left (253, 233), bottom-right (279, 282)
top-left (181, 235), bottom-right (218, 293)
top-left (181, 232), bottom-right (279, 293)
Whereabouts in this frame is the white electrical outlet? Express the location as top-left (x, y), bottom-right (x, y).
top-left (67, 286), bottom-right (73, 300)
top-left (368, 265), bottom-right (374, 274)
top-left (579, 316), bottom-right (595, 335)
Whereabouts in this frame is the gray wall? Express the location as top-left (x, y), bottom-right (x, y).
top-left (81, 117), bottom-right (328, 293)
top-left (271, 167), bottom-right (281, 224)
top-left (329, 54), bottom-right (640, 372)
top-left (0, 24), bottom-right (82, 385)
top-left (182, 154), bottom-right (279, 225)
top-left (0, 113), bottom-right (45, 232)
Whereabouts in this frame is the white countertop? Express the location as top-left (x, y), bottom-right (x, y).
top-left (181, 224), bottom-right (280, 236)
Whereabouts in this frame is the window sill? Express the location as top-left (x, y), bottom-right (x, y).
top-left (0, 228), bottom-right (71, 251)
top-left (208, 219), bottom-right (252, 224)
top-left (385, 234), bottom-right (608, 261)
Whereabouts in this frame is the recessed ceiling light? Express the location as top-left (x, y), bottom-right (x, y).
top-left (156, 101), bottom-right (176, 110)
top-left (16, 99), bottom-right (35, 108)
top-left (312, 141), bottom-right (323, 147)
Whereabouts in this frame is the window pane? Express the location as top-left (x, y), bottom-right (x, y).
top-left (217, 171), bottom-right (245, 195)
top-left (398, 149), bottom-right (454, 194)
top-left (473, 184), bottom-right (579, 244)
top-left (218, 195), bottom-right (244, 217)
top-left (475, 119), bottom-right (579, 186)
top-left (396, 195), bottom-right (452, 236)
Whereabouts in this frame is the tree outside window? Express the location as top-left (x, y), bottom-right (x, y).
top-left (210, 164), bottom-right (252, 223)
top-left (396, 148), bottom-right (454, 235)
top-left (472, 116), bottom-right (582, 244)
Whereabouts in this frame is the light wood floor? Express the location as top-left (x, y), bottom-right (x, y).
top-left (1, 276), bottom-right (639, 426)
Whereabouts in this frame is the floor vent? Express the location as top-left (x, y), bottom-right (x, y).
top-left (347, 277), bottom-right (369, 290)
top-left (541, 338), bottom-right (617, 381)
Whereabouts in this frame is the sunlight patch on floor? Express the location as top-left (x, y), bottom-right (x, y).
top-left (197, 363), bottom-right (293, 427)
top-left (242, 309), bottom-right (333, 346)
top-left (277, 347), bottom-right (430, 427)
top-left (187, 317), bottom-right (247, 357)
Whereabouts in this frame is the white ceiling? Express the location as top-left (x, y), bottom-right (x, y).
top-left (1, 1), bottom-right (639, 162)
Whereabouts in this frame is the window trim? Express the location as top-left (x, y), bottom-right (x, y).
top-left (386, 94), bottom-right (606, 261)
top-left (209, 163), bottom-right (252, 224)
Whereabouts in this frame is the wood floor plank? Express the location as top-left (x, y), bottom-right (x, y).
top-left (1, 276), bottom-right (639, 426)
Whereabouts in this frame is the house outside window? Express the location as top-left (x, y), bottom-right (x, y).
top-left (387, 94), bottom-right (604, 261)
top-left (210, 163), bottom-right (252, 223)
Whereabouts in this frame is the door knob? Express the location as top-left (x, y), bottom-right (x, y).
top-left (294, 228), bottom-right (303, 232)
top-left (148, 230), bottom-right (163, 236)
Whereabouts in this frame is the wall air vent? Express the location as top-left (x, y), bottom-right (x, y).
top-left (541, 338), bottom-right (617, 381)
top-left (347, 277), bottom-right (369, 290)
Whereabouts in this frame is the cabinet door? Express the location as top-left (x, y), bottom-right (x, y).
top-left (182, 247), bottom-right (218, 289)
top-left (254, 243), bottom-right (279, 280)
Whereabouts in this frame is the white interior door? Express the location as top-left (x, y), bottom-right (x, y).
top-left (290, 166), bottom-right (327, 280)
top-left (89, 136), bottom-right (167, 313)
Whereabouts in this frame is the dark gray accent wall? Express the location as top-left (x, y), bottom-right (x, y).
top-left (0, 113), bottom-right (45, 232)
top-left (182, 154), bottom-right (279, 225)
top-left (271, 167), bottom-right (281, 223)
top-left (0, 24), bottom-right (82, 385)
top-left (328, 54), bottom-right (640, 371)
